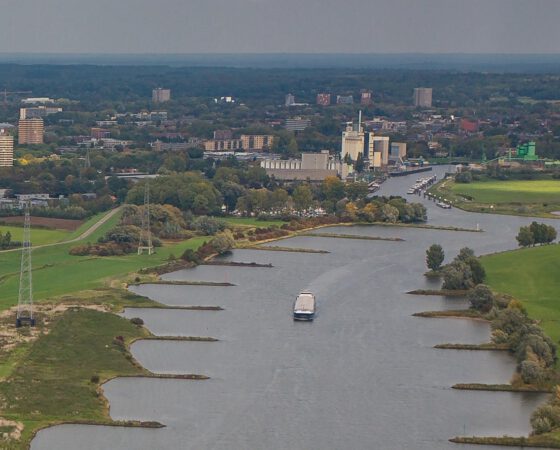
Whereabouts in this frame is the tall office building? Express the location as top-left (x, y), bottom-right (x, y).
top-left (413, 88), bottom-right (433, 108)
top-left (316, 93), bottom-right (331, 106)
top-left (285, 93), bottom-right (295, 106)
top-left (18, 118), bottom-right (44, 145)
top-left (0, 129), bottom-right (14, 167)
top-left (152, 88), bottom-right (171, 103)
top-left (361, 91), bottom-right (373, 106)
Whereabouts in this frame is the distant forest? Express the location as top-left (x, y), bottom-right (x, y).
top-left (1, 64), bottom-right (560, 111)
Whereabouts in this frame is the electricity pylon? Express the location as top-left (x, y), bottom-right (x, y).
top-left (16, 203), bottom-right (35, 327)
top-left (138, 180), bottom-right (154, 255)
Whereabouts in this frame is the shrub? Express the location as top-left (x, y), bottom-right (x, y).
top-left (468, 284), bottom-right (495, 313)
top-left (181, 248), bottom-right (200, 264)
top-left (520, 360), bottom-right (545, 384)
top-left (130, 317), bottom-right (144, 326)
top-left (191, 216), bottom-right (225, 235)
top-left (442, 261), bottom-right (474, 290)
top-left (531, 405), bottom-right (560, 435)
top-left (210, 230), bottom-right (235, 255)
top-left (455, 171), bottom-right (473, 183)
top-left (90, 374), bottom-right (100, 383)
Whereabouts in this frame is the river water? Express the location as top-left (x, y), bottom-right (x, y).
top-left (33, 166), bottom-right (559, 450)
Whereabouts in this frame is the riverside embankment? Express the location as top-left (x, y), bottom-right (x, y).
top-left (32, 166), bottom-right (560, 450)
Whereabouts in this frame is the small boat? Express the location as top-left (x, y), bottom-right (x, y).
top-left (293, 291), bottom-right (316, 321)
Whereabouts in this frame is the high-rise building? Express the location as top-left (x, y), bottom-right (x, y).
top-left (316, 93), bottom-right (331, 106)
top-left (285, 94), bottom-right (296, 107)
top-left (413, 88), bottom-right (433, 108)
top-left (0, 129), bottom-right (14, 167)
top-left (361, 91), bottom-right (373, 106)
top-left (18, 118), bottom-right (44, 145)
top-left (152, 88), bottom-right (171, 103)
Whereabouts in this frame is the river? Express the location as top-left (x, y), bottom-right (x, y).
top-left (32, 166), bottom-right (559, 450)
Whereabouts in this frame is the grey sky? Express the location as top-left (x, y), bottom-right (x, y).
top-left (1, 0), bottom-right (559, 53)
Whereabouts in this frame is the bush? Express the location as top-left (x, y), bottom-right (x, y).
top-left (520, 360), bottom-right (545, 384)
top-left (468, 284), bottom-right (495, 313)
top-left (531, 405), bottom-right (560, 434)
top-left (191, 216), bottom-right (225, 235)
top-left (181, 248), bottom-right (201, 264)
top-left (90, 374), bottom-right (100, 383)
top-left (130, 317), bottom-right (144, 326)
top-left (455, 171), bottom-right (473, 183)
top-left (210, 230), bottom-right (235, 255)
top-left (442, 261), bottom-right (474, 290)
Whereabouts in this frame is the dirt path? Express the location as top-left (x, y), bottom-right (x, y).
top-left (0, 207), bottom-right (122, 253)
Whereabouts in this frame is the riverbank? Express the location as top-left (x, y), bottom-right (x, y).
top-left (428, 178), bottom-right (560, 219)
top-left (0, 305), bottom-right (215, 449)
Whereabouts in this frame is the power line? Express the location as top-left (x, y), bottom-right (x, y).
top-left (16, 203), bottom-right (35, 328)
top-left (137, 180), bottom-right (154, 255)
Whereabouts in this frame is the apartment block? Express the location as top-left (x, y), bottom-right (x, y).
top-left (18, 118), bottom-right (44, 145)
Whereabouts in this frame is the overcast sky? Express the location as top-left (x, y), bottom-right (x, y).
top-left (1, 0), bottom-right (559, 54)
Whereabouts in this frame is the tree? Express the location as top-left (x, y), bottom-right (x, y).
top-left (468, 284), bottom-right (494, 312)
top-left (210, 230), bottom-right (235, 255)
top-left (442, 261), bottom-right (474, 290)
top-left (292, 184), bottom-right (313, 211)
top-left (345, 182), bottom-right (369, 201)
top-left (378, 204), bottom-right (399, 223)
top-left (516, 226), bottom-right (535, 247)
top-left (465, 257), bottom-right (486, 285)
top-left (354, 153), bottom-right (365, 173)
top-left (321, 176), bottom-right (345, 202)
top-left (426, 244), bottom-right (445, 271)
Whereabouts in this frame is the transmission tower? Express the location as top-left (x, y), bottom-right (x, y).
top-left (85, 147), bottom-right (91, 168)
top-left (16, 204), bottom-right (35, 328)
top-left (138, 180), bottom-right (154, 255)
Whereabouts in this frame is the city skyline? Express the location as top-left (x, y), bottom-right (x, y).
top-left (0, 0), bottom-right (559, 54)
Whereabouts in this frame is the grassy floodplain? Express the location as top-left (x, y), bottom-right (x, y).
top-left (429, 177), bottom-right (560, 217)
top-left (0, 225), bottom-right (68, 246)
top-left (0, 308), bottom-right (159, 448)
top-left (0, 210), bottom-right (208, 310)
top-left (482, 244), bottom-right (560, 343)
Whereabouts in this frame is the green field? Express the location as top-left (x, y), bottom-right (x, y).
top-left (430, 178), bottom-right (560, 217)
top-left (452, 179), bottom-right (560, 204)
top-left (0, 210), bottom-right (208, 310)
top-left (482, 244), bottom-right (560, 342)
top-left (221, 217), bottom-right (287, 227)
top-left (0, 225), bottom-right (68, 246)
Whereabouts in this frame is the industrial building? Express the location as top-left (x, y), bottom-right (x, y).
top-left (413, 88), bottom-right (433, 108)
top-left (0, 129), bottom-right (14, 167)
top-left (261, 150), bottom-right (350, 181)
top-left (390, 142), bottom-right (407, 160)
top-left (18, 118), bottom-right (44, 145)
